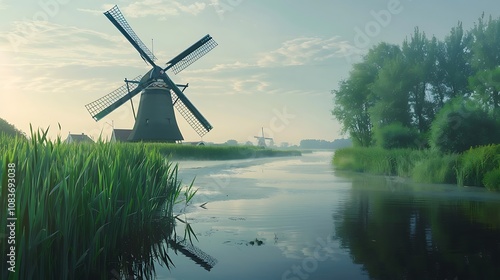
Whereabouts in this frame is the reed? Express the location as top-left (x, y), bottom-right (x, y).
top-left (333, 147), bottom-right (428, 176)
top-left (456, 144), bottom-right (500, 188)
top-left (333, 145), bottom-right (500, 190)
top-left (0, 128), bottom-right (185, 279)
top-left (149, 143), bottom-right (302, 160)
top-left (412, 154), bottom-right (459, 184)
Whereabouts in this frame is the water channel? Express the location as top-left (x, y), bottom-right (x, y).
top-left (153, 151), bottom-right (500, 280)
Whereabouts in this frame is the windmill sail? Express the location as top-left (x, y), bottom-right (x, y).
top-left (170, 90), bottom-right (212, 137)
top-left (161, 75), bottom-right (212, 137)
top-left (85, 75), bottom-right (145, 121)
top-left (165, 35), bottom-right (218, 74)
top-left (104, 5), bottom-right (157, 66)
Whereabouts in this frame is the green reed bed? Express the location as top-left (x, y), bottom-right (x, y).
top-left (456, 144), bottom-right (500, 190)
top-left (333, 147), bottom-right (428, 176)
top-left (333, 144), bottom-right (500, 190)
top-left (150, 143), bottom-right (301, 160)
top-left (0, 130), bottom-right (184, 279)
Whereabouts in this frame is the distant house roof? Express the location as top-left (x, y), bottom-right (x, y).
top-left (183, 141), bottom-right (205, 146)
top-left (64, 133), bottom-right (94, 143)
top-left (111, 129), bottom-right (133, 142)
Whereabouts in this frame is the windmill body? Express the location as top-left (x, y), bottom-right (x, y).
top-left (254, 127), bottom-right (273, 147)
top-left (128, 81), bottom-right (183, 142)
top-left (85, 5), bottom-right (216, 142)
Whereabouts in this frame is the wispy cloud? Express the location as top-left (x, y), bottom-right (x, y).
top-left (78, 1), bottom-right (207, 18)
top-left (0, 21), bottom-right (145, 67)
top-left (257, 37), bottom-right (356, 67)
top-left (186, 36), bottom-right (356, 75)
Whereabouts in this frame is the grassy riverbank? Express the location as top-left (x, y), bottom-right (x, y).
top-left (0, 132), bottom-right (184, 279)
top-left (153, 143), bottom-right (302, 160)
top-left (332, 144), bottom-right (500, 191)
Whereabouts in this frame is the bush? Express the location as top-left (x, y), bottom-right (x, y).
top-left (375, 123), bottom-right (420, 149)
top-left (456, 144), bottom-right (500, 187)
top-left (429, 98), bottom-right (500, 154)
top-left (483, 168), bottom-right (500, 191)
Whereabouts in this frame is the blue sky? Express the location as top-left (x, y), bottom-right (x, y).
top-left (1, 0), bottom-right (499, 145)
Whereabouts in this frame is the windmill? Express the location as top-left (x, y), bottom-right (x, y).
top-left (85, 5), bottom-right (217, 142)
top-left (254, 127), bottom-right (273, 147)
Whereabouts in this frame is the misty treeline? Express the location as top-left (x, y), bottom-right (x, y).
top-left (332, 14), bottom-right (500, 153)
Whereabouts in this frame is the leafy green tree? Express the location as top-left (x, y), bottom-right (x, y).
top-left (402, 28), bottom-right (438, 133)
top-left (469, 15), bottom-right (500, 115)
top-left (332, 43), bottom-right (401, 147)
top-left (429, 98), bottom-right (500, 153)
top-left (369, 55), bottom-right (412, 128)
top-left (437, 22), bottom-right (474, 101)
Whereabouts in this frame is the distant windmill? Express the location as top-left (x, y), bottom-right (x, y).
top-left (85, 5), bottom-right (217, 142)
top-left (254, 127), bottom-right (273, 147)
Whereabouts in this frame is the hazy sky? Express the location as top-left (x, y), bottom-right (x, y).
top-left (1, 0), bottom-right (499, 145)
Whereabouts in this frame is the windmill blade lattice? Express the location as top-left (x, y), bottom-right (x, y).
top-left (171, 90), bottom-right (212, 137)
top-left (166, 35), bottom-right (218, 75)
top-left (85, 75), bottom-right (143, 121)
top-left (104, 5), bottom-right (157, 66)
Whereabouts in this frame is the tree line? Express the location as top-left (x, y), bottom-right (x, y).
top-left (332, 14), bottom-right (500, 153)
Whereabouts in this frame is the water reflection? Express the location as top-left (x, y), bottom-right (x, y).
top-left (335, 174), bottom-right (500, 280)
top-left (92, 217), bottom-right (217, 279)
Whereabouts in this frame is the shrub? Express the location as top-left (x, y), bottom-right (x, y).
top-left (456, 144), bottom-right (500, 187)
top-left (483, 168), bottom-right (500, 191)
top-left (375, 123), bottom-right (420, 149)
top-left (429, 98), bottom-right (500, 154)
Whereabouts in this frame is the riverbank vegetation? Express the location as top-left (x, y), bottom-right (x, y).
top-left (154, 143), bottom-right (301, 160)
top-left (0, 129), bottom-right (191, 279)
top-left (331, 14), bottom-right (500, 191)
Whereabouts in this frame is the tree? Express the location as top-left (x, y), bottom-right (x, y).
top-left (0, 117), bottom-right (25, 138)
top-left (332, 43), bottom-right (401, 147)
top-left (225, 139), bottom-right (238, 146)
top-left (369, 55), bottom-right (412, 128)
top-left (437, 21), bottom-right (474, 101)
top-left (469, 15), bottom-right (500, 116)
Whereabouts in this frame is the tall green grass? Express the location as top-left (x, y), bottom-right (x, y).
top-left (333, 147), bottom-right (429, 177)
top-left (333, 144), bottom-right (500, 190)
top-left (0, 129), bottom-right (185, 279)
top-left (456, 144), bottom-right (500, 189)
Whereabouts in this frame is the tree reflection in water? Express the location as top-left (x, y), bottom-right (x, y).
top-left (334, 174), bottom-right (500, 280)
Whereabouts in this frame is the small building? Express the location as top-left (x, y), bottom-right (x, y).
top-left (64, 133), bottom-right (94, 143)
top-left (183, 141), bottom-right (206, 146)
top-left (111, 129), bottom-right (133, 142)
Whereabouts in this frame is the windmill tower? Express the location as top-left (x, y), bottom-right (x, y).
top-left (254, 127), bottom-right (273, 147)
top-left (85, 5), bottom-right (217, 142)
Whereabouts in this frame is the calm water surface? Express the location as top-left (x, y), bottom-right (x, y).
top-left (153, 151), bottom-right (500, 280)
